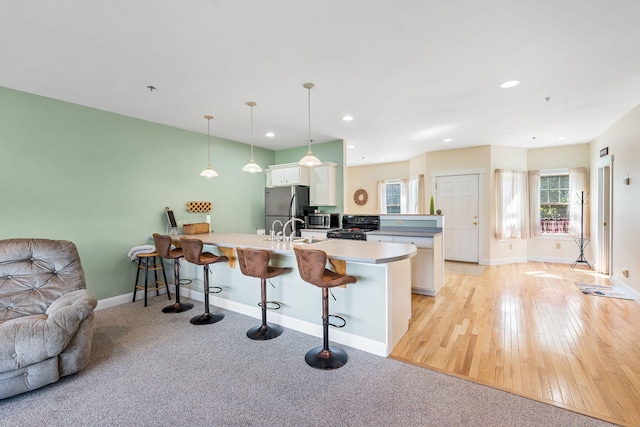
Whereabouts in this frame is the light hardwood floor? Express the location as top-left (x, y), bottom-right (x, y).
top-left (390, 262), bottom-right (640, 427)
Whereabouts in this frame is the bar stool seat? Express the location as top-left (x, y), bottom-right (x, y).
top-left (153, 233), bottom-right (194, 313)
top-left (294, 246), bottom-right (356, 370)
top-left (180, 237), bottom-right (227, 325)
top-left (132, 252), bottom-right (171, 307)
top-left (236, 247), bottom-right (292, 340)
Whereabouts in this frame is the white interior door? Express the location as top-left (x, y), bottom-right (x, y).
top-left (597, 161), bottom-right (612, 274)
top-left (436, 174), bottom-right (479, 263)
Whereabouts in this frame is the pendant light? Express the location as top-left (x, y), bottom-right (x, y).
top-left (241, 101), bottom-right (263, 173)
top-left (200, 115), bottom-right (219, 178)
top-left (298, 82), bottom-right (321, 167)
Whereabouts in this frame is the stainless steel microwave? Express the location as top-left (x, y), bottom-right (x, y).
top-left (305, 213), bottom-right (339, 229)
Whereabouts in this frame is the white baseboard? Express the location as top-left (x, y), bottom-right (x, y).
top-left (527, 256), bottom-right (579, 264)
top-left (610, 276), bottom-right (640, 301)
top-left (486, 256), bottom-right (528, 265)
top-left (95, 285), bottom-right (174, 311)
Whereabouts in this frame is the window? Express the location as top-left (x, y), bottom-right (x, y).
top-left (385, 183), bottom-right (401, 213)
top-left (377, 177), bottom-right (423, 214)
top-left (540, 173), bottom-right (569, 234)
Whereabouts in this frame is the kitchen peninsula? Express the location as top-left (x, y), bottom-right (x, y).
top-left (171, 233), bottom-right (416, 357)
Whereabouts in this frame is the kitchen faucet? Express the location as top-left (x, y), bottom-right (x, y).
top-left (283, 218), bottom-right (305, 242)
top-left (270, 219), bottom-right (283, 241)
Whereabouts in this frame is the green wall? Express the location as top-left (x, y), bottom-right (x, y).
top-left (0, 86), bottom-right (275, 299)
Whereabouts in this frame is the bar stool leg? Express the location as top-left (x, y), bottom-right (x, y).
top-left (157, 257), bottom-right (171, 300)
top-left (144, 256), bottom-right (150, 307)
top-left (162, 259), bottom-right (194, 313)
top-left (304, 288), bottom-right (348, 370)
top-left (132, 257), bottom-right (143, 303)
top-left (246, 278), bottom-right (283, 340)
top-left (190, 265), bottom-right (224, 325)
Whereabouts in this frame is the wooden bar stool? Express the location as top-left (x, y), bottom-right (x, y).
top-left (180, 237), bottom-right (227, 325)
top-left (132, 252), bottom-right (171, 307)
top-left (153, 233), bottom-right (194, 313)
top-left (293, 246), bottom-right (356, 370)
top-left (236, 247), bottom-right (291, 340)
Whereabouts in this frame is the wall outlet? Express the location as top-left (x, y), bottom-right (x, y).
top-left (622, 269), bottom-right (629, 278)
top-left (509, 243), bottom-right (512, 250)
top-left (556, 243), bottom-right (561, 249)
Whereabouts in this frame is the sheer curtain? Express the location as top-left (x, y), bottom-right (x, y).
top-left (400, 179), bottom-right (410, 213)
top-left (495, 169), bottom-right (529, 240)
top-left (409, 174), bottom-right (425, 214)
top-left (377, 180), bottom-right (387, 213)
top-left (569, 167), bottom-right (589, 238)
top-left (528, 170), bottom-right (541, 237)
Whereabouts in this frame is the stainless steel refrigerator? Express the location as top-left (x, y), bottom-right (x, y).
top-left (265, 186), bottom-right (311, 237)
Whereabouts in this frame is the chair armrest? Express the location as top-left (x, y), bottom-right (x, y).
top-left (0, 290), bottom-right (97, 371)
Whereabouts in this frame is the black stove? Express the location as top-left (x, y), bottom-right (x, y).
top-left (327, 215), bottom-right (379, 240)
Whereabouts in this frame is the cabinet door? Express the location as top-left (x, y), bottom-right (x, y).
top-left (271, 169), bottom-right (286, 186)
top-left (310, 164), bottom-right (336, 206)
top-left (367, 234), bottom-right (394, 243)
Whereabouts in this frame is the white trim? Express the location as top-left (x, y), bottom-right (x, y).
top-left (95, 285), bottom-right (174, 311)
top-left (486, 256), bottom-right (528, 265)
top-left (610, 276), bottom-right (640, 301)
top-left (527, 256), bottom-right (578, 264)
top-left (540, 168), bottom-right (569, 176)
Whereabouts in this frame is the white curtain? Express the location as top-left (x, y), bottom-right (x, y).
top-left (528, 170), bottom-right (541, 237)
top-left (495, 169), bottom-right (529, 240)
top-left (408, 174), bottom-right (425, 214)
top-left (400, 179), bottom-right (410, 213)
top-left (569, 167), bottom-right (589, 238)
top-left (377, 180), bottom-right (387, 213)
top-left (417, 174), bottom-right (425, 213)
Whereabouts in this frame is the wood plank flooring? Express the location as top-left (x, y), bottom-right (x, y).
top-left (390, 262), bottom-right (640, 427)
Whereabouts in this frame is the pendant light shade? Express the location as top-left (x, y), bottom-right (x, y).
top-left (298, 82), bottom-right (321, 167)
top-left (200, 115), bottom-right (219, 178)
top-left (242, 101), bottom-right (263, 173)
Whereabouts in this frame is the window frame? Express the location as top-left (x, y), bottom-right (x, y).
top-left (539, 168), bottom-right (570, 235)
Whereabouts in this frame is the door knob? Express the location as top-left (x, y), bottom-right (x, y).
top-left (603, 222), bottom-right (607, 226)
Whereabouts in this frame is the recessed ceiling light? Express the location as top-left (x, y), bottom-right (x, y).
top-left (557, 136), bottom-right (567, 141)
top-left (500, 80), bottom-right (520, 89)
top-left (443, 138), bottom-right (453, 142)
top-left (265, 132), bottom-right (275, 138)
top-left (342, 115), bottom-right (354, 121)
top-left (348, 145), bottom-right (355, 149)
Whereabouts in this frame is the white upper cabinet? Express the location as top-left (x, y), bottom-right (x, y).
top-left (309, 162), bottom-right (337, 206)
top-left (268, 163), bottom-right (310, 187)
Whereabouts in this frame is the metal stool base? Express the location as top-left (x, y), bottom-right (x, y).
top-left (190, 312), bottom-right (224, 325)
top-left (162, 302), bottom-right (194, 313)
top-left (246, 323), bottom-right (283, 341)
top-left (305, 346), bottom-right (348, 370)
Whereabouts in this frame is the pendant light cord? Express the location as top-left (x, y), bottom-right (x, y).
top-left (250, 104), bottom-right (255, 157)
top-left (307, 85), bottom-right (312, 150)
top-left (207, 117), bottom-right (212, 167)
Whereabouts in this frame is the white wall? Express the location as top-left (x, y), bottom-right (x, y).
top-left (589, 105), bottom-right (640, 295)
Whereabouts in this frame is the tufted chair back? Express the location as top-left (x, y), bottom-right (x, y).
top-left (0, 238), bottom-right (86, 323)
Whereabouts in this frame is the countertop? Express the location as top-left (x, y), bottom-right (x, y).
top-left (171, 232), bottom-right (416, 265)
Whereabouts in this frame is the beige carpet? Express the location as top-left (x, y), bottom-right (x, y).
top-left (445, 261), bottom-right (486, 276)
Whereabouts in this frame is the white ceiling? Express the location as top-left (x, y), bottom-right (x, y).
top-left (2, 0), bottom-right (639, 166)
